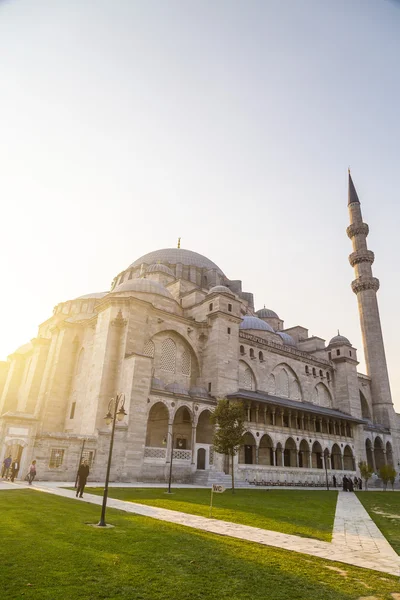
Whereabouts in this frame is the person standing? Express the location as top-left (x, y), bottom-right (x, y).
top-left (2, 455), bottom-right (12, 479)
top-left (342, 476), bottom-right (348, 492)
top-left (348, 477), bottom-right (354, 492)
top-left (332, 475), bottom-right (337, 488)
top-left (10, 459), bottom-right (20, 482)
top-left (76, 460), bottom-right (90, 498)
top-left (28, 460), bottom-right (37, 485)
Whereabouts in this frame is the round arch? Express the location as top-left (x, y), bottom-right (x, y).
top-left (359, 391), bottom-right (371, 420)
top-left (298, 439), bottom-right (310, 468)
top-left (312, 441), bottom-right (323, 469)
top-left (173, 406), bottom-right (193, 449)
top-left (343, 445), bottom-right (355, 471)
top-left (331, 443), bottom-right (342, 470)
top-left (386, 441), bottom-right (394, 466)
top-left (374, 437), bottom-right (385, 470)
top-left (239, 432), bottom-right (257, 465)
top-left (284, 437), bottom-right (297, 467)
top-left (259, 434), bottom-right (274, 466)
top-left (145, 402), bottom-right (169, 447)
top-left (196, 409), bottom-right (214, 444)
top-left (365, 438), bottom-right (374, 470)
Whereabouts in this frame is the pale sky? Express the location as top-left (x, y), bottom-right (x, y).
top-left (1, 1), bottom-right (399, 407)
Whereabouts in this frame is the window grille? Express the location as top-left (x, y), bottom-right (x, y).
top-left (160, 338), bottom-right (176, 372)
top-left (49, 449), bottom-right (65, 468)
top-left (143, 340), bottom-right (155, 358)
top-left (81, 450), bottom-right (95, 468)
top-left (241, 366), bottom-right (253, 390)
top-left (181, 350), bottom-right (191, 376)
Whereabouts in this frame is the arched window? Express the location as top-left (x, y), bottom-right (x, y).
top-left (160, 338), bottom-right (176, 372)
top-left (249, 348), bottom-right (254, 359)
top-left (305, 366), bottom-right (309, 375)
top-left (312, 367), bottom-right (316, 377)
top-left (143, 340), bottom-right (155, 358)
top-left (240, 345), bottom-right (245, 355)
top-left (209, 303), bottom-right (213, 311)
top-left (336, 349), bottom-right (340, 356)
top-left (228, 303), bottom-right (232, 312)
top-left (181, 350), bottom-right (191, 376)
top-left (239, 363), bottom-right (255, 390)
top-left (259, 351), bottom-right (264, 361)
top-left (326, 372), bottom-right (330, 382)
top-left (319, 370), bottom-right (323, 377)
top-left (276, 369), bottom-right (289, 398)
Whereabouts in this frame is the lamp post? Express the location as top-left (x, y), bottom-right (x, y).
top-left (97, 394), bottom-right (127, 527)
top-left (163, 433), bottom-right (184, 494)
top-left (324, 453), bottom-right (330, 491)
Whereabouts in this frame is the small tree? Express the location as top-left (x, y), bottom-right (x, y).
top-left (211, 399), bottom-right (246, 494)
top-left (358, 461), bottom-right (374, 491)
top-left (379, 464), bottom-right (397, 491)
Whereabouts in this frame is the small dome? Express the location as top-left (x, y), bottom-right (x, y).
top-left (239, 316), bottom-right (274, 332)
top-left (165, 382), bottom-right (189, 395)
top-left (256, 307), bottom-right (279, 319)
top-left (276, 331), bottom-right (296, 347)
top-left (329, 334), bottom-right (351, 347)
top-left (146, 263), bottom-right (175, 277)
top-left (208, 285), bottom-right (235, 297)
top-left (76, 292), bottom-right (108, 300)
top-left (151, 377), bottom-right (165, 390)
top-left (113, 278), bottom-right (174, 299)
top-left (189, 386), bottom-right (209, 398)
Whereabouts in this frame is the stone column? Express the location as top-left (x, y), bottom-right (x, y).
top-left (383, 449), bottom-right (387, 465)
top-left (191, 424), bottom-right (196, 465)
top-left (313, 417), bottom-right (316, 431)
top-left (263, 406), bottom-right (267, 425)
top-left (255, 403), bottom-right (259, 424)
top-left (288, 411), bottom-right (292, 428)
top-left (272, 448), bottom-right (276, 466)
top-left (272, 409), bottom-right (276, 426)
top-left (247, 404), bottom-right (251, 422)
top-left (255, 444), bottom-right (259, 465)
top-left (166, 421), bottom-right (173, 463)
top-left (308, 451), bottom-right (312, 469)
top-left (301, 414), bottom-right (305, 431)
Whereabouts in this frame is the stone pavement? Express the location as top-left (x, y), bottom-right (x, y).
top-left (3, 480), bottom-right (400, 576)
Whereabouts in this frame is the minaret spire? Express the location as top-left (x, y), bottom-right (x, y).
top-left (347, 171), bottom-right (394, 428)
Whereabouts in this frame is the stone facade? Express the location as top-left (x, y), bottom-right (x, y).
top-left (0, 179), bottom-right (398, 484)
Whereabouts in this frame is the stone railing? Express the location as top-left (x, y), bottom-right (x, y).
top-left (144, 447), bottom-right (166, 460)
top-left (172, 449), bottom-right (192, 461)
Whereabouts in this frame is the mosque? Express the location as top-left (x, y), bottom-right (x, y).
top-left (0, 174), bottom-right (398, 485)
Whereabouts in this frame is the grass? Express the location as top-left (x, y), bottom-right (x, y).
top-left (85, 487), bottom-right (338, 541)
top-left (357, 491), bottom-right (400, 554)
top-left (1, 489), bottom-right (400, 600)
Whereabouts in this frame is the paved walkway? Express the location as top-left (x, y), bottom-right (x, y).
top-left (2, 481), bottom-right (400, 576)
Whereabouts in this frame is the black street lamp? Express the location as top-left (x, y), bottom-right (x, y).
top-left (163, 433), bottom-right (184, 494)
top-left (97, 394), bottom-right (127, 527)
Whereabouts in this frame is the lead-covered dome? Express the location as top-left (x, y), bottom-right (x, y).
top-left (256, 307), bottom-right (279, 319)
top-left (208, 285), bottom-right (234, 296)
top-left (276, 331), bottom-right (296, 346)
top-left (130, 248), bottom-right (225, 276)
top-left (146, 263), bottom-right (175, 277)
top-left (239, 316), bottom-right (274, 332)
top-left (329, 334), bottom-right (351, 347)
top-left (113, 278), bottom-right (174, 299)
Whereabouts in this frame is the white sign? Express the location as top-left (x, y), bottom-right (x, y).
top-left (212, 484), bottom-right (225, 493)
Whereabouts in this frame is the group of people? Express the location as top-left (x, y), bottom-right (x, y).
top-left (1, 455), bottom-right (20, 482)
top-left (332, 474), bottom-right (362, 491)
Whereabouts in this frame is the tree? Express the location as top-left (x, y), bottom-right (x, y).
top-left (211, 399), bottom-right (246, 494)
top-left (379, 464), bottom-right (397, 491)
top-left (358, 461), bottom-right (374, 491)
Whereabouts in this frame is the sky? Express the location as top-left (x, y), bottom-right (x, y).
top-left (0, 0), bottom-right (399, 406)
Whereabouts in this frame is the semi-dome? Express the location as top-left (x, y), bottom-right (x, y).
top-left (76, 292), bottom-right (108, 300)
top-left (165, 382), bottom-right (189, 395)
top-left (113, 278), bottom-right (174, 299)
top-left (207, 285), bottom-right (235, 296)
top-left (239, 316), bottom-right (274, 332)
top-left (276, 331), bottom-right (296, 347)
top-left (130, 248), bottom-right (225, 276)
top-left (146, 263), bottom-right (175, 277)
top-left (256, 307), bottom-right (279, 319)
top-left (329, 334), bottom-right (351, 347)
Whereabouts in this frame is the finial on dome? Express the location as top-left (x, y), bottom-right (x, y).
top-left (177, 237), bottom-right (181, 249)
top-left (337, 329), bottom-right (340, 336)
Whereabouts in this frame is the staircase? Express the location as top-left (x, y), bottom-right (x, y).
top-left (191, 470), bottom-right (249, 488)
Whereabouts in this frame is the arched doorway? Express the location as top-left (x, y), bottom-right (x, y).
top-left (145, 402), bottom-right (169, 448)
top-left (331, 443), bottom-right (342, 470)
top-left (374, 437), bottom-right (385, 470)
top-left (299, 439), bottom-right (310, 468)
top-left (173, 406), bottom-right (193, 449)
top-left (365, 439), bottom-right (374, 470)
top-left (259, 434), bottom-right (273, 465)
top-left (312, 442), bottom-right (323, 469)
top-left (284, 437), bottom-right (297, 467)
top-left (239, 432), bottom-right (256, 464)
top-left (197, 448), bottom-right (206, 470)
top-left (343, 445), bottom-right (354, 471)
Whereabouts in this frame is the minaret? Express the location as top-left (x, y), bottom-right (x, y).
top-left (347, 171), bottom-right (394, 427)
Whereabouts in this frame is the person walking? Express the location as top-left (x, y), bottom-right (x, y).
top-left (27, 460), bottom-right (37, 485)
top-left (332, 475), bottom-right (337, 488)
top-left (2, 455), bottom-right (12, 479)
top-left (76, 460), bottom-right (90, 498)
top-left (348, 477), bottom-right (354, 492)
top-left (359, 478), bottom-right (363, 490)
top-left (342, 476), bottom-right (348, 492)
top-left (10, 459), bottom-right (20, 482)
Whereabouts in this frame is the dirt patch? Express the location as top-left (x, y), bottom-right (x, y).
top-left (373, 510), bottom-right (400, 519)
top-left (356, 597), bottom-right (380, 600)
top-left (391, 594), bottom-right (400, 599)
top-left (325, 565), bottom-right (347, 577)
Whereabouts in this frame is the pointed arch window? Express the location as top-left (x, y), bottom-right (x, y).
top-left (181, 350), bottom-right (191, 376)
top-left (160, 338), bottom-right (176, 372)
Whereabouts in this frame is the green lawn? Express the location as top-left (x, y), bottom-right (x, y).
top-left (86, 487), bottom-right (338, 541)
top-left (1, 490), bottom-right (399, 600)
top-left (357, 491), bottom-right (400, 554)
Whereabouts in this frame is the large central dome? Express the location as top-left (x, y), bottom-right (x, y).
top-left (130, 248), bottom-right (225, 276)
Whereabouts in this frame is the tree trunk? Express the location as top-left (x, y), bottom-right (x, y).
top-left (231, 453), bottom-right (235, 494)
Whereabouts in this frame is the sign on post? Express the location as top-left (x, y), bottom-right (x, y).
top-left (209, 483), bottom-right (225, 518)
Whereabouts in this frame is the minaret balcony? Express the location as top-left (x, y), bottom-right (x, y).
top-left (346, 222), bottom-right (369, 239)
top-left (351, 276), bottom-right (380, 294)
top-left (348, 250), bottom-right (375, 267)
